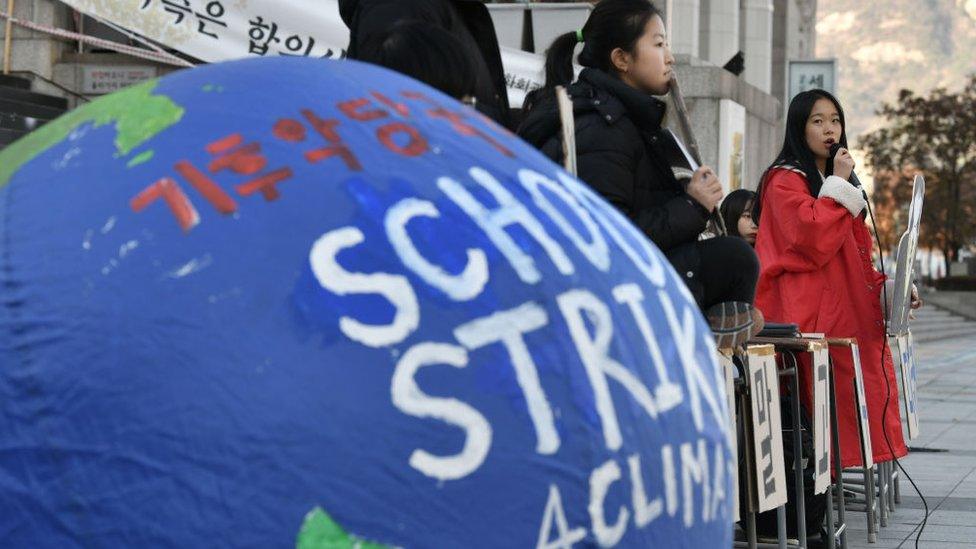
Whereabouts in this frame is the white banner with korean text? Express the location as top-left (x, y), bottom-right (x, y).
top-left (58, 0), bottom-right (544, 107)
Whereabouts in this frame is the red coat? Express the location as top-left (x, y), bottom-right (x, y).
top-left (755, 167), bottom-right (907, 467)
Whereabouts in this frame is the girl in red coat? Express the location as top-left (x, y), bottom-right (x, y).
top-left (753, 89), bottom-right (907, 467)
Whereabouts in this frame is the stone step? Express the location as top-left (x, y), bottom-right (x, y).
top-left (0, 127), bottom-right (27, 147)
top-left (914, 308), bottom-right (957, 318)
top-left (911, 328), bottom-right (976, 338)
top-left (913, 325), bottom-right (976, 343)
top-left (909, 319), bottom-right (976, 333)
top-left (0, 111), bottom-right (44, 133)
top-left (0, 85), bottom-right (68, 110)
top-left (0, 97), bottom-right (64, 121)
top-left (0, 74), bottom-right (31, 90)
top-left (915, 303), bottom-right (958, 313)
top-left (908, 312), bottom-right (972, 324)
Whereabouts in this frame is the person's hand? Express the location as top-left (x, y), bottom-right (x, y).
top-left (687, 166), bottom-right (723, 212)
top-left (832, 147), bottom-right (855, 182)
top-left (910, 284), bottom-right (923, 310)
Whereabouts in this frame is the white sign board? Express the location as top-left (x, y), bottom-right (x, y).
top-left (748, 346), bottom-right (788, 513)
top-left (788, 59), bottom-right (837, 101)
top-left (811, 346), bottom-right (831, 495)
top-left (59, 0), bottom-right (545, 107)
top-left (81, 65), bottom-right (158, 94)
top-left (718, 351), bottom-right (740, 522)
top-left (718, 99), bottom-right (746, 193)
top-left (850, 343), bottom-right (874, 469)
top-left (889, 175), bottom-right (925, 335)
top-left (896, 334), bottom-right (921, 439)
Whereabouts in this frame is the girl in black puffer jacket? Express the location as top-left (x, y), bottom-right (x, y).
top-left (518, 0), bottom-right (762, 347)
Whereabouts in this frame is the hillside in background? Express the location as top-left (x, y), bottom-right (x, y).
top-left (816, 0), bottom-right (976, 143)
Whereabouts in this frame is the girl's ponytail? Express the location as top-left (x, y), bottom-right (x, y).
top-left (542, 31), bottom-right (581, 91)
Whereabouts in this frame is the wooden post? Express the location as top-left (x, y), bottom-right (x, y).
top-left (669, 73), bottom-right (729, 235)
top-left (3, 0), bottom-right (14, 75)
top-left (555, 86), bottom-right (576, 177)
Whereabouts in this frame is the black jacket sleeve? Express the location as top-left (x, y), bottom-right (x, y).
top-left (574, 123), bottom-right (707, 253)
top-left (632, 193), bottom-right (709, 251)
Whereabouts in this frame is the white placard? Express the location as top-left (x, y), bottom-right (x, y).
top-left (811, 346), bottom-right (831, 495)
top-left (718, 351), bottom-right (740, 522)
top-left (59, 0), bottom-right (545, 107)
top-left (667, 128), bottom-right (700, 171)
top-left (81, 65), bottom-right (158, 94)
top-left (850, 343), bottom-right (874, 469)
top-left (718, 99), bottom-right (746, 193)
top-left (747, 347), bottom-right (787, 513)
top-left (896, 334), bottom-right (921, 439)
top-left (788, 59), bottom-right (837, 101)
top-left (889, 175), bottom-right (925, 335)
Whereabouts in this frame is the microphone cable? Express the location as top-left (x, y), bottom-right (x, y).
top-left (864, 193), bottom-right (929, 549)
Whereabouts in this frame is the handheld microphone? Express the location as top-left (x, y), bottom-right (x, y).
top-left (828, 142), bottom-right (862, 188)
top-left (828, 142), bottom-right (867, 201)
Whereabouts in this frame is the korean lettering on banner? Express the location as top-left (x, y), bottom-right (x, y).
top-left (748, 347), bottom-right (787, 513)
top-left (718, 351), bottom-right (739, 522)
top-left (138, 0), bottom-right (343, 58)
top-left (898, 334), bottom-right (921, 439)
top-left (248, 16), bottom-right (323, 57)
top-left (812, 346), bottom-right (831, 495)
top-left (143, 0), bottom-right (228, 40)
top-left (504, 72), bottom-right (542, 95)
top-left (850, 343), bottom-right (874, 469)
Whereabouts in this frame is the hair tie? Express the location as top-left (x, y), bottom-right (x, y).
top-left (575, 29), bottom-right (584, 43)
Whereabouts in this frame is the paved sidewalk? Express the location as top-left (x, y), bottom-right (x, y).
top-left (845, 335), bottom-right (976, 548)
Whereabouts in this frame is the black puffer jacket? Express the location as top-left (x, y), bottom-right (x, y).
top-left (339, 0), bottom-right (510, 127)
top-left (518, 68), bottom-right (709, 275)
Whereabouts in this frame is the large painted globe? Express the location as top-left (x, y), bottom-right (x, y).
top-left (0, 57), bottom-right (733, 548)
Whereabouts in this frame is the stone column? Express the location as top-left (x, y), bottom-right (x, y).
top-left (1, 0), bottom-right (70, 80)
top-left (771, 0), bottom-right (817, 111)
top-left (770, 0), bottom-right (790, 106)
top-left (670, 0), bottom-right (701, 58)
top-left (667, 55), bottom-right (780, 189)
top-left (740, 0), bottom-right (773, 93)
top-left (698, 0), bottom-right (739, 67)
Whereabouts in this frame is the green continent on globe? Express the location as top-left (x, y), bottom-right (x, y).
top-left (296, 507), bottom-right (390, 549)
top-left (0, 79), bottom-right (184, 187)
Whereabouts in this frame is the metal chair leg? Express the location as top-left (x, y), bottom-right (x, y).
top-left (877, 464), bottom-right (889, 527)
top-left (777, 506), bottom-right (788, 549)
top-left (825, 486), bottom-right (836, 549)
top-left (829, 372), bottom-right (847, 549)
top-left (894, 470), bottom-right (901, 504)
top-left (791, 370), bottom-right (807, 548)
top-left (747, 511), bottom-right (758, 549)
top-left (887, 465), bottom-right (897, 512)
top-left (864, 466), bottom-right (878, 543)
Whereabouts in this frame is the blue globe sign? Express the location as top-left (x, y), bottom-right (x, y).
top-left (0, 57), bottom-right (733, 548)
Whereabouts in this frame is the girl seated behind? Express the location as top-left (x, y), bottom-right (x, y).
top-left (720, 189), bottom-right (758, 246)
